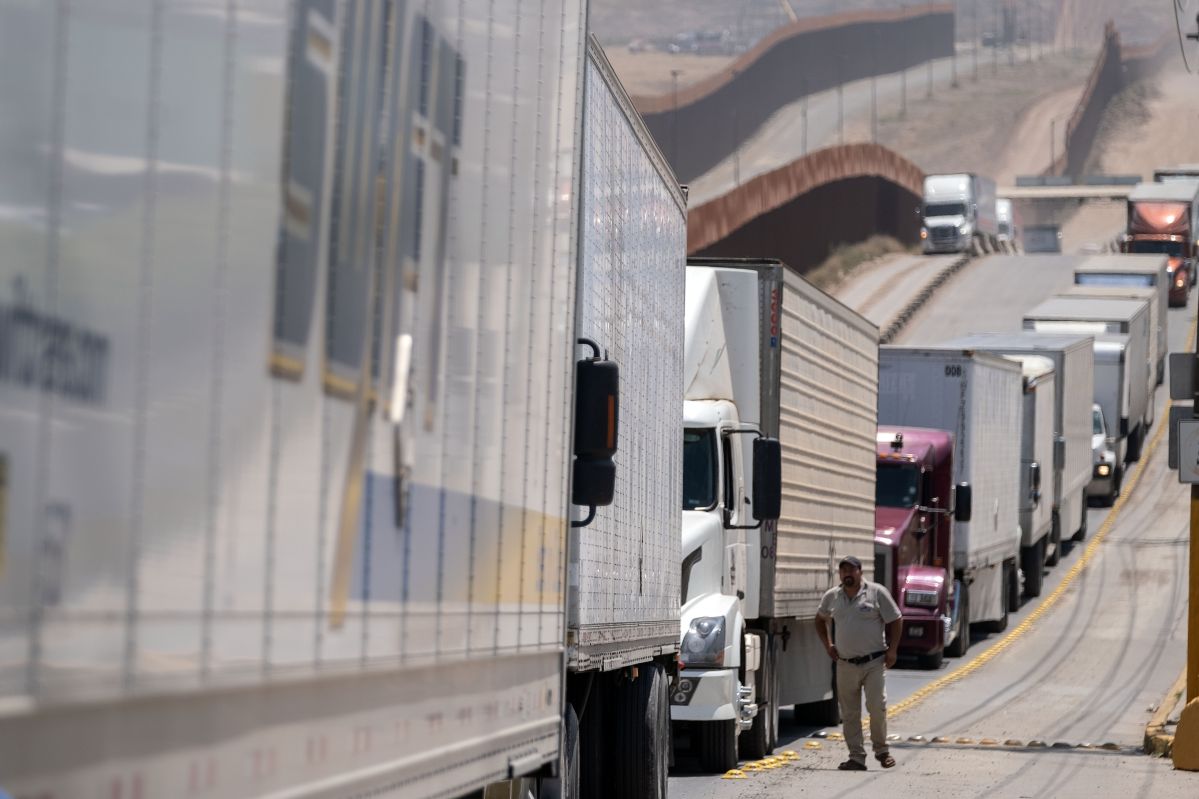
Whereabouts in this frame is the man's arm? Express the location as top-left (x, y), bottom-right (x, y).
top-left (815, 613), bottom-right (838, 661)
top-left (884, 618), bottom-right (902, 668)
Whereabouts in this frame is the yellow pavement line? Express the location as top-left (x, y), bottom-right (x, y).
top-left (886, 315), bottom-right (1198, 720)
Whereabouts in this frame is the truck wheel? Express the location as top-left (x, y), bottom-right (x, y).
top-left (1007, 558), bottom-right (1021, 613)
top-left (741, 635), bottom-right (778, 760)
top-left (1074, 491), bottom-right (1088, 541)
top-left (1126, 426), bottom-right (1144, 462)
top-left (1021, 541), bottom-right (1045, 598)
top-left (542, 704), bottom-right (581, 799)
top-left (611, 664), bottom-right (669, 798)
top-left (1046, 515), bottom-right (1061, 567)
top-left (697, 719), bottom-right (738, 774)
top-left (578, 678), bottom-right (607, 799)
top-left (918, 648), bottom-right (944, 669)
top-left (945, 585), bottom-right (969, 658)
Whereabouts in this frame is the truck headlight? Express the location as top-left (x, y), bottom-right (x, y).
top-left (681, 617), bottom-right (726, 668)
top-left (904, 589), bottom-right (939, 608)
top-left (959, 223), bottom-right (973, 236)
top-left (920, 227), bottom-right (928, 240)
top-left (1096, 463), bottom-right (1111, 477)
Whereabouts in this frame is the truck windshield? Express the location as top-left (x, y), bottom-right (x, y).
top-left (1076, 274), bottom-right (1153, 288)
top-left (1093, 408), bottom-right (1104, 435)
top-left (1127, 240), bottom-right (1183, 256)
top-left (925, 202), bottom-right (966, 217)
top-left (876, 463), bottom-right (920, 508)
top-left (683, 428), bottom-right (718, 510)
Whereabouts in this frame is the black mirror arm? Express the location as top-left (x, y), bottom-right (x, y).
top-left (572, 505), bottom-right (597, 529)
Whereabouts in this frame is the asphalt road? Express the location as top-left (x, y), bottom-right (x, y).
top-left (669, 254), bottom-right (1196, 797)
top-left (834, 253), bottom-right (960, 330)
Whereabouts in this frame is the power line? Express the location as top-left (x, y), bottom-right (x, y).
top-left (1176, 0), bottom-right (1195, 73)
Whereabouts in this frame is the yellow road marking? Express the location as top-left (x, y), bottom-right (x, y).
top-left (885, 314), bottom-right (1197, 720)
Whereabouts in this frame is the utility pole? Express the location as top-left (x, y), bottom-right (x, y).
top-left (1050, 117), bottom-right (1056, 176)
top-left (927, 56), bottom-right (933, 99)
top-left (993, 1), bottom-right (999, 74)
top-left (732, 69), bottom-right (741, 186)
top-left (973, 0), bottom-right (979, 81)
top-left (952, 10), bottom-right (959, 88)
top-left (838, 57), bottom-right (845, 145)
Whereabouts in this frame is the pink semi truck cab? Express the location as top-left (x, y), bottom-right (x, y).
top-left (875, 428), bottom-right (972, 668)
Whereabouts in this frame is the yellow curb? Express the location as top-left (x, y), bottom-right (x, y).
top-left (804, 740), bottom-right (822, 749)
top-left (887, 312), bottom-right (1198, 722)
top-left (1174, 698), bottom-right (1199, 770)
top-left (1144, 667), bottom-right (1187, 757)
top-left (721, 769), bottom-right (747, 779)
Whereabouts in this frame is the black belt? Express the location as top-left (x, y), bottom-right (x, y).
top-left (841, 650), bottom-right (886, 666)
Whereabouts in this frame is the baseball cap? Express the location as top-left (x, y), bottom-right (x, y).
top-left (838, 555), bottom-right (863, 570)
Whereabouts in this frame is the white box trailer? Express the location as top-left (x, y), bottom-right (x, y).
top-left (878, 348), bottom-right (1024, 628)
top-left (1072, 254), bottom-right (1170, 385)
top-left (944, 333), bottom-right (1095, 549)
top-left (675, 259), bottom-right (878, 769)
top-left (1023, 296), bottom-right (1153, 462)
top-left (0, 5), bottom-right (685, 798)
top-left (1006, 355), bottom-right (1058, 597)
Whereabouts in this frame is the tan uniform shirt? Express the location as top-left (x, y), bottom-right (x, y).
top-left (817, 580), bottom-right (902, 659)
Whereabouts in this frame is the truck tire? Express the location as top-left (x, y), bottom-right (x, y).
top-left (1007, 558), bottom-right (1021, 613)
top-left (542, 704), bottom-right (581, 799)
top-left (742, 635), bottom-right (779, 760)
top-left (1075, 492), bottom-right (1088, 541)
top-left (697, 719), bottom-right (738, 774)
top-left (611, 664), bottom-right (669, 799)
top-left (1126, 426), bottom-right (1144, 462)
top-left (1021, 540), bottom-right (1045, 598)
top-left (578, 678), bottom-right (607, 799)
top-left (1046, 514), bottom-right (1061, 567)
top-left (918, 648), bottom-right (944, 669)
top-left (945, 585), bottom-right (970, 658)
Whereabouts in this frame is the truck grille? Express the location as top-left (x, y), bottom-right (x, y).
top-left (930, 225), bottom-right (959, 244)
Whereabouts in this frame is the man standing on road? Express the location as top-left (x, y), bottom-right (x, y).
top-left (815, 555), bottom-right (902, 771)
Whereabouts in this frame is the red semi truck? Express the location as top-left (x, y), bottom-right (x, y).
top-left (875, 427), bottom-right (972, 669)
top-left (1120, 180), bottom-right (1199, 306)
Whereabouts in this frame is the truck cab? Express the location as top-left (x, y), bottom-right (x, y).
top-left (1120, 179), bottom-right (1199, 305)
top-left (874, 428), bottom-right (969, 669)
top-left (921, 173), bottom-right (997, 254)
top-left (1089, 403), bottom-right (1120, 504)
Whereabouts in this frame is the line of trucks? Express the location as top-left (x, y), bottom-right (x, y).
top-left (0, 4), bottom-right (1180, 799)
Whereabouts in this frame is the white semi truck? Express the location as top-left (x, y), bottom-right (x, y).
top-left (1023, 296), bottom-right (1154, 463)
top-left (878, 348), bottom-right (1024, 651)
top-left (946, 333), bottom-right (1095, 554)
top-left (674, 259), bottom-right (878, 771)
top-left (921, 173), bottom-right (1000, 254)
top-left (0, 4), bottom-right (686, 798)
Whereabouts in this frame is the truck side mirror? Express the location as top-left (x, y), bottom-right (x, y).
top-left (1029, 462), bottom-right (1042, 503)
top-left (752, 437), bottom-right (782, 521)
top-left (954, 482), bottom-right (972, 523)
top-left (571, 340), bottom-right (619, 527)
top-left (1054, 435), bottom-right (1066, 469)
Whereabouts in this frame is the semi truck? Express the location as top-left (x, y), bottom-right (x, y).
top-left (1023, 296), bottom-right (1153, 463)
top-left (675, 259), bottom-right (877, 771)
top-left (878, 347), bottom-right (1024, 654)
top-left (1120, 180), bottom-right (1199, 305)
top-left (875, 428), bottom-right (973, 668)
top-left (0, 5), bottom-right (687, 798)
top-left (996, 198), bottom-right (1021, 251)
top-left (1006, 356), bottom-right (1057, 595)
top-left (1073, 255), bottom-right (1170, 385)
top-left (921, 173), bottom-right (999, 254)
top-left (946, 333), bottom-right (1095, 550)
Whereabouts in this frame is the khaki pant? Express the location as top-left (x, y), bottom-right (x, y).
top-left (836, 656), bottom-right (888, 764)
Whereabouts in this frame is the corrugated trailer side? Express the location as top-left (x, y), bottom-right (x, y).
top-left (569, 37), bottom-right (685, 672)
top-left (0, 2), bottom-right (588, 797)
top-left (764, 269), bottom-right (879, 619)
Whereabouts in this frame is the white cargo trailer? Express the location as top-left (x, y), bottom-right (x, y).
top-left (1072, 254), bottom-right (1169, 386)
top-left (945, 333), bottom-right (1095, 548)
top-left (1090, 335), bottom-right (1136, 490)
top-left (1005, 355), bottom-right (1058, 597)
top-left (1023, 296), bottom-right (1153, 462)
top-left (0, 4), bottom-right (685, 798)
top-left (878, 348), bottom-right (1024, 633)
top-left (675, 260), bottom-right (878, 770)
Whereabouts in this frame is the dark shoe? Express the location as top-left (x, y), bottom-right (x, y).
top-left (838, 759), bottom-right (867, 771)
top-left (876, 753), bottom-right (896, 768)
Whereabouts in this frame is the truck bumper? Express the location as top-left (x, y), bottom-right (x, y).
top-left (1086, 466), bottom-right (1116, 497)
top-left (670, 668), bottom-right (738, 722)
top-left (898, 613), bottom-right (945, 655)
